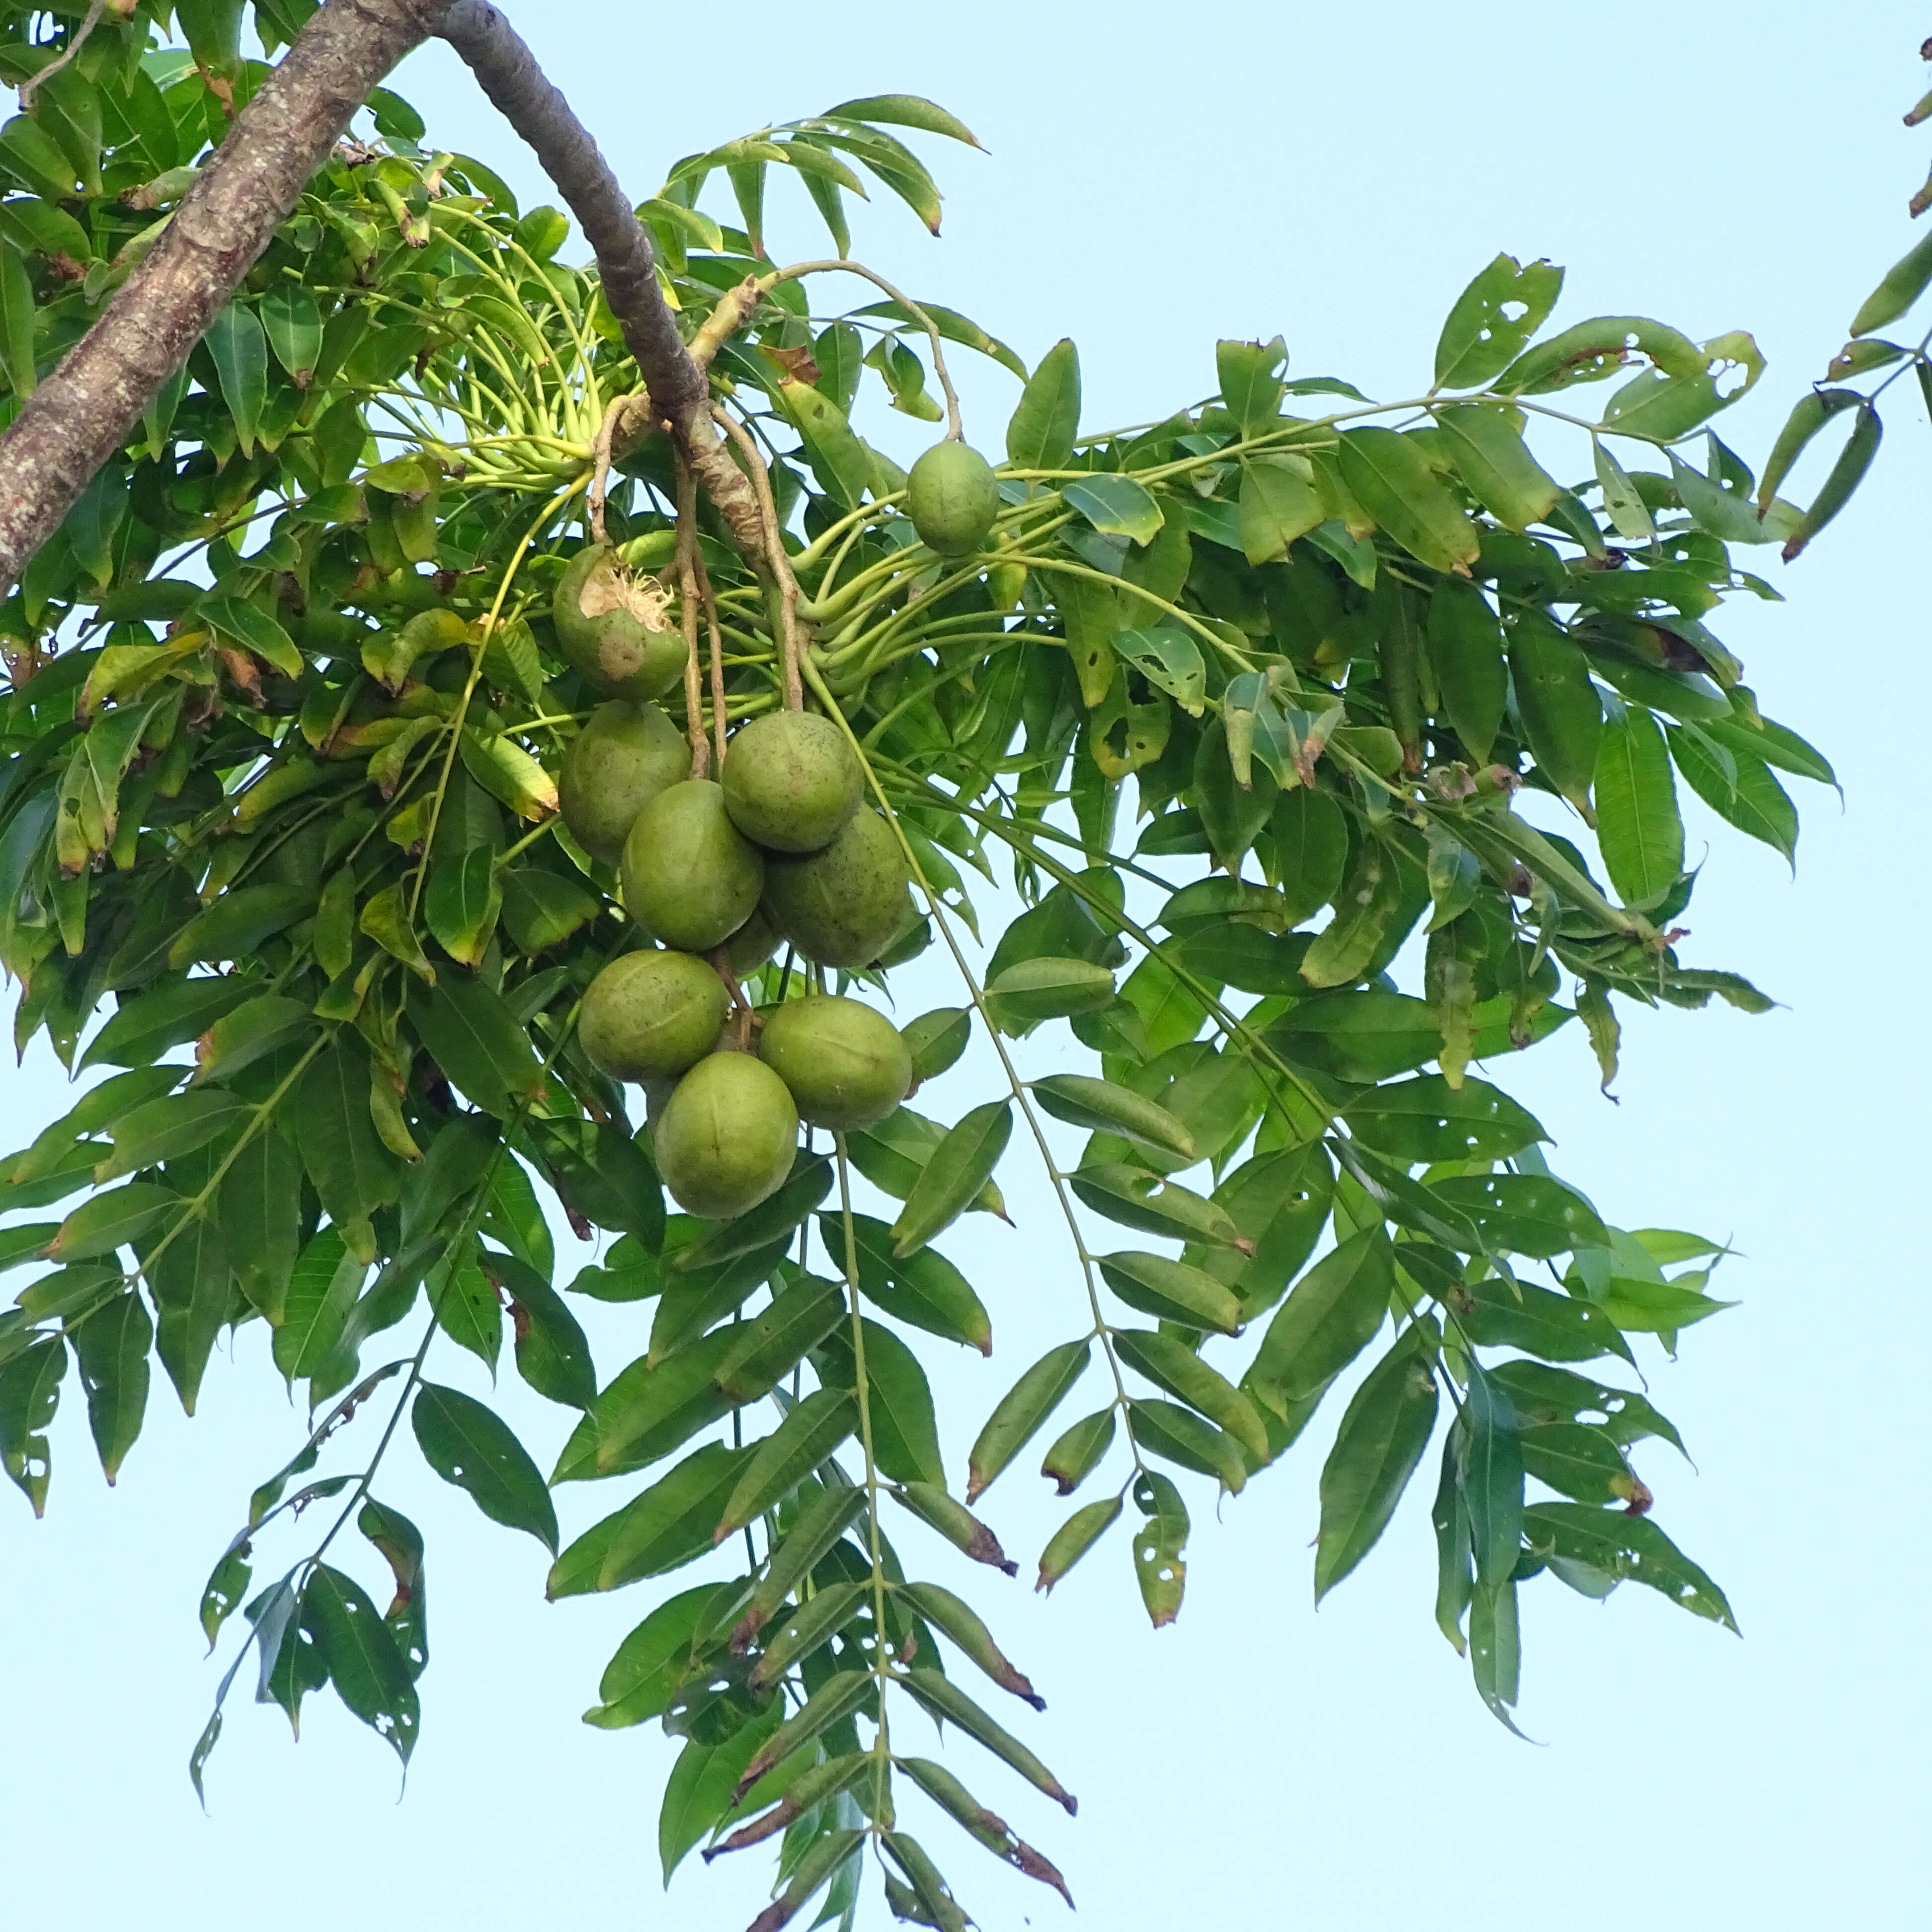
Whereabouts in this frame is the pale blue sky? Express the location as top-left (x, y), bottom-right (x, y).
top-left (4, 3), bottom-right (1928, 1927)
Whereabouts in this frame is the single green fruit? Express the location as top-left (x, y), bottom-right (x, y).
top-left (720, 711), bottom-right (862, 854)
top-left (558, 701), bottom-right (690, 865)
top-left (654, 1050), bottom-right (799, 1219)
top-left (758, 994), bottom-right (912, 1131)
top-left (623, 778), bottom-right (765, 952)
top-left (552, 542), bottom-right (685, 700)
top-left (762, 808), bottom-right (911, 968)
top-left (577, 950), bottom-right (729, 1083)
top-left (726, 900), bottom-right (783, 977)
top-left (907, 440), bottom-right (1000, 558)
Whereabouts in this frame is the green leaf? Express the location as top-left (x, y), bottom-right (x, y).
top-left (1036, 1494), bottom-right (1122, 1594)
top-left (1031, 1073), bottom-right (1194, 1159)
top-left (1238, 456), bottom-right (1324, 564)
top-left (90, 1088), bottom-right (247, 1184)
top-left (199, 594), bottom-right (301, 678)
top-left (488, 1254), bottom-right (596, 1411)
top-left (1039, 1405), bottom-right (1116, 1495)
top-left (1343, 1075), bottom-right (1544, 1163)
top-left (295, 1037), bottom-right (399, 1227)
top-left (1431, 1438), bottom-right (1473, 1654)
top-left (900, 1006), bottom-right (970, 1082)
top-left (555, 1443), bottom-right (752, 1598)
top-left (425, 847), bottom-right (501, 968)
top-left (1336, 427), bottom-right (1480, 575)
top-left (899, 1579), bottom-right (1043, 1708)
top-left (0, 245), bottom-right (35, 398)
top-left (1435, 254), bottom-right (1563, 390)
top-left (1666, 724), bottom-right (1797, 864)
top-left (413, 1382), bottom-right (559, 1554)
top-left (259, 283), bottom-right (322, 386)
top-left (1453, 1271), bottom-right (1634, 1366)
top-left (412, 975), bottom-right (545, 1119)
top-left (1463, 1361), bottom-right (1524, 1593)
top-left (1426, 580), bottom-right (1507, 764)
top-left (80, 977), bottom-right (253, 1072)
top-left (1490, 1359), bottom-right (1685, 1457)
top-left (499, 866), bottom-right (599, 955)
top-left (219, 1125), bottom-right (301, 1324)
top-left (583, 1585), bottom-right (719, 1729)
top-left (714, 1389), bottom-right (857, 1545)
top-left (1247, 1220), bottom-right (1392, 1421)
top-left (712, 1272), bottom-right (847, 1406)
top-left (1067, 1164), bottom-right (1244, 1250)
top-left (0, 1335), bottom-right (64, 1515)
top-left (272, 1227), bottom-right (365, 1384)
top-left (1593, 437), bottom-right (1655, 541)
top-left (776, 377), bottom-right (873, 510)
top-left (1469, 1576), bottom-right (1524, 1732)
top-left (1508, 612), bottom-right (1602, 817)
top-left (1525, 1503), bottom-right (1736, 1629)
top-left (1129, 1468), bottom-right (1188, 1626)
top-left (1113, 625), bottom-right (1206, 715)
top-left (890, 1101), bottom-right (1011, 1258)
top-left (1595, 704), bottom-right (1683, 903)
top-left (1297, 837), bottom-right (1410, 990)
top-left (1064, 473), bottom-right (1163, 546)
top-left (818, 1317), bottom-right (944, 1486)
top-left (204, 303), bottom-right (268, 458)
top-left (1096, 1250), bottom-right (1245, 1336)
top-left (836, 1212), bottom-right (991, 1355)
top-left (1850, 225), bottom-right (1932, 337)
top-left (47, 1182), bottom-right (178, 1263)
top-left (984, 956), bottom-right (1115, 1030)
top-left (1006, 337), bottom-right (1081, 471)
top-left (966, 1339), bottom-right (1090, 1502)
top-left (898, 1669), bottom-right (1076, 1815)
top-left (194, 994), bottom-right (313, 1087)
top-left (147, 1213), bottom-right (232, 1415)
top-left (168, 884), bottom-right (312, 968)
top-left (1113, 1328), bottom-right (1269, 1467)
top-left (1435, 404), bottom-right (1560, 531)
top-left (659, 1715), bottom-right (785, 1887)
top-left (302, 1564), bottom-right (420, 1765)
top-left (1313, 1321), bottom-right (1441, 1601)
top-left (1432, 1173), bottom-right (1607, 1258)
top-left (71, 1289), bottom-right (151, 1484)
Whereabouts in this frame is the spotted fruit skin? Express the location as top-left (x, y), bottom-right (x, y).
top-left (577, 950), bottom-right (728, 1083)
top-left (907, 440), bottom-right (1000, 558)
top-left (721, 711), bottom-right (862, 854)
top-left (622, 778), bottom-right (765, 952)
top-left (552, 542), bottom-right (685, 700)
top-left (758, 994), bottom-right (912, 1131)
top-left (654, 1051), bottom-right (799, 1219)
top-left (762, 808), bottom-right (910, 968)
top-left (558, 701), bottom-right (690, 865)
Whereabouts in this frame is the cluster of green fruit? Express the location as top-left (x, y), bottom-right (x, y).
top-left (552, 545), bottom-right (918, 1223)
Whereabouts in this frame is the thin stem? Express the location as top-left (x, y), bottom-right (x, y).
top-left (709, 403), bottom-right (802, 709)
top-left (831, 1135), bottom-right (894, 1825)
top-left (675, 457), bottom-right (711, 779)
top-left (763, 258), bottom-right (963, 440)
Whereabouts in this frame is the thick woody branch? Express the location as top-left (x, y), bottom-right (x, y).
top-left (437, 0), bottom-right (766, 557)
top-left (0, 0), bottom-right (457, 595)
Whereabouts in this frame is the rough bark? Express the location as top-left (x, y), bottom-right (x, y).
top-left (438, 0), bottom-right (766, 556)
top-left (0, 0), bottom-right (459, 595)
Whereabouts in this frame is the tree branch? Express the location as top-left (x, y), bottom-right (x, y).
top-left (0, 0), bottom-right (459, 596)
top-left (437, 0), bottom-right (767, 557)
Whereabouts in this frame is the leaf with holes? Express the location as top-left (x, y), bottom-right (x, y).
top-left (413, 1383), bottom-right (558, 1555)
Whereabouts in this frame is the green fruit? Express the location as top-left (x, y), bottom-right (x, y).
top-left (720, 711), bottom-right (862, 854)
top-left (576, 950), bottom-right (728, 1083)
top-left (558, 701), bottom-right (690, 865)
top-left (552, 542), bottom-right (686, 700)
top-left (622, 779), bottom-right (765, 952)
top-left (907, 440), bottom-right (1000, 558)
top-left (654, 1050), bottom-right (799, 1219)
top-left (758, 994), bottom-right (912, 1131)
top-left (762, 808), bottom-right (911, 968)
top-left (726, 901), bottom-right (783, 977)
